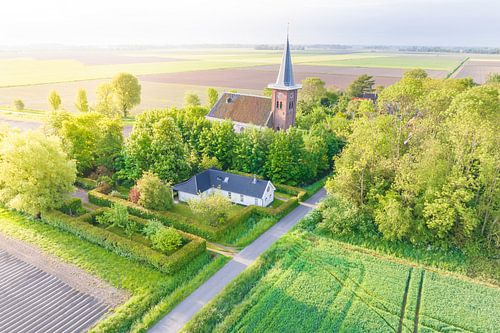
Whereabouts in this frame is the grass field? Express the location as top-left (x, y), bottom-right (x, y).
top-left (0, 207), bottom-right (228, 332)
top-left (184, 214), bottom-right (500, 333)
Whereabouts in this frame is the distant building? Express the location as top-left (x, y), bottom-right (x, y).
top-left (206, 34), bottom-right (301, 132)
top-left (173, 168), bottom-right (275, 207)
top-left (351, 93), bottom-right (378, 103)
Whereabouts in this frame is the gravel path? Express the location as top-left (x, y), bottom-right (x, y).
top-left (149, 188), bottom-right (326, 333)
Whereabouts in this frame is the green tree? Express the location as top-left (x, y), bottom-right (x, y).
top-left (346, 74), bottom-right (375, 97)
top-left (207, 88), bottom-right (219, 108)
top-left (263, 87), bottom-right (273, 97)
top-left (199, 120), bottom-right (237, 169)
top-left (185, 92), bottom-right (201, 106)
top-left (136, 171), bottom-right (173, 211)
top-left (0, 131), bottom-right (76, 216)
top-left (232, 128), bottom-right (273, 175)
top-left (111, 73), bottom-right (141, 117)
top-left (485, 73), bottom-right (500, 84)
top-left (75, 89), bottom-right (89, 112)
top-left (265, 128), bottom-right (307, 185)
top-left (94, 82), bottom-right (120, 117)
top-left (125, 110), bottom-right (191, 182)
top-left (300, 77), bottom-right (327, 102)
top-left (48, 90), bottom-right (62, 111)
top-left (188, 192), bottom-right (232, 226)
top-left (199, 154), bottom-right (222, 170)
top-left (13, 99), bottom-right (24, 111)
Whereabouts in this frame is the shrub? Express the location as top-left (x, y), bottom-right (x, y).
top-left (317, 195), bottom-right (372, 236)
top-left (75, 177), bottom-right (97, 190)
top-left (136, 172), bottom-right (173, 211)
top-left (129, 186), bottom-right (140, 203)
top-left (96, 203), bottom-right (138, 237)
top-left (13, 99), bottom-right (24, 111)
top-left (59, 198), bottom-right (85, 216)
top-left (188, 192), bottom-right (232, 226)
top-left (150, 227), bottom-right (183, 252)
top-left (96, 175), bottom-right (113, 194)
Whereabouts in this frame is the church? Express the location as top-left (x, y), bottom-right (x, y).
top-left (206, 35), bottom-right (302, 132)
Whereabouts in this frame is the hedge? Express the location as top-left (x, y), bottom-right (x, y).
top-left (75, 177), bottom-right (97, 190)
top-left (41, 210), bottom-right (206, 274)
top-left (89, 190), bottom-right (300, 242)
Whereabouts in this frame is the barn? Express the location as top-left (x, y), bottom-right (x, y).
top-left (173, 168), bottom-right (275, 207)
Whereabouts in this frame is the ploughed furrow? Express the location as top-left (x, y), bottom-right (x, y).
top-left (0, 250), bottom-right (109, 332)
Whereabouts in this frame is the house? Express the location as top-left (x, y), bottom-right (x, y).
top-left (173, 169), bottom-right (275, 207)
top-left (206, 34), bottom-right (302, 132)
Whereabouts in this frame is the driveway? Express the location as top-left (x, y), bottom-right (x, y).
top-left (149, 188), bottom-right (327, 333)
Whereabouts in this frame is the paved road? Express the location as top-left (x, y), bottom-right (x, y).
top-left (149, 188), bottom-right (327, 333)
top-left (0, 116), bottom-right (133, 137)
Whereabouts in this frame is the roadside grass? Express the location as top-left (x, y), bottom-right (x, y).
top-left (0, 207), bottom-right (228, 332)
top-left (183, 213), bottom-right (500, 333)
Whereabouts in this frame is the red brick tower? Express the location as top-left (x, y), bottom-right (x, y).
top-left (268, 34), bottom-right (301, 131)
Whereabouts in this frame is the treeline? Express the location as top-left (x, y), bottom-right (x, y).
top-left (319, 69), bottom-right (499, 249)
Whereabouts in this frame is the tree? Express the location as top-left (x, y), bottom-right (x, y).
top-left (207, 88), bottom-right (219, 108)
top-left (263, 87), bottom-right (273, 97)
top-left (111, 73), bottom-right (141, 117)
top-left (0, 131), bottom-right (76, 216)
top-left (48, 90), bottom-right (62, 111)
top-left (13, 99), bottom-right (24, 111)
top-left (188, 192), bottom-right (232, 226)
top-left (185, 92), bottom-right (201, 106)
top-left (75, 89), bottom-right (89, 112)
top-left (136, 171), bottom-right (173, 211)
top-left (232, 128), bottom-right (273, 175)
top-left (199, 154), bottom-right (222, 170)
top-left (125, 110), bottom-right (191, 182)
top-left (199, 120), bottom-right (237, 169)
top-left (346, 74), bottom-right (375, 97)
top-left (486, 73), bottom-right (500, 84)
top-left (48, 112), bottom-right (123, 174)
top-left (265, 128), bottom-right (307, 185)
top-left (300, 77), bottom-right (327, 102)
top-left (94, 82), bottom-right (120, 117)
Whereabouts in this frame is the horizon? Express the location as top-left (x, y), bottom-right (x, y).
top-left (1, 0), bottom-right (499, 48)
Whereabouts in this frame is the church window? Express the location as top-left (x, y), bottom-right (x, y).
top-left (279, 101), bottom-right (282, 109)
top-left (276, 101), bottom-right (279, 109)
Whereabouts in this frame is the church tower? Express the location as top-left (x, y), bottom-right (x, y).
top-left (268, 34), bottom-right (301, 131)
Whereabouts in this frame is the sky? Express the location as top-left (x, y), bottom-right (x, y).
top-left (0, 0), bottom-right (499, 47)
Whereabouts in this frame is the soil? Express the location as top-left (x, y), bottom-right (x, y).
top-left (0, 232), bottom-right (129, 307)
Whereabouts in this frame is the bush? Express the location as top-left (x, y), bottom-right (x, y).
top-left (129, 186), bottom-right (140, 203)
top-left (96, 203), bottom-right (138, 237)
top-left (13, 99), bottom-right (24, 111)
top-left (96, 175), bottom-right (113, 194)
top-left (41, 210), bottom-right (206, 274)
top-left (75, 177), bottom-right (97, 190)
top-left (59, 198), bottom-right (85, 216)
top-left (150, 227), bottom-right (183, 252)
top-left (136, 172), bottom-right (173, 211)
top-left (317, 195), bottom-right (373, 236)
top-left (188, 192), bottom-right (232, 226)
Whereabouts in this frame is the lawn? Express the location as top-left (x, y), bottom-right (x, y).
top-left (183, 214), bottom-right (500, 333)
top-left (0, 207), bottom-right (228, 332)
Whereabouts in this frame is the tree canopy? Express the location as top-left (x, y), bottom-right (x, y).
top-left (111, 73), bottom-right (141, 117)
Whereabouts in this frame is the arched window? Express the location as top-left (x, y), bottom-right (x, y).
top-left (276, 101), bottom-right (279, 109)
top-left (279, 101), bottom-right (282, 109)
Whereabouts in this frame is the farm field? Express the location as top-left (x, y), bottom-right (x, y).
top-left (454, 59), bottom-right (500, 83)
top-left (184, 230), bottom-right (500, 333)
top-left (0, 48), bottom-right (473, 115)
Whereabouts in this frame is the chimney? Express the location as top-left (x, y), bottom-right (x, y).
top-left (252, 174), bottom-right (257, 184)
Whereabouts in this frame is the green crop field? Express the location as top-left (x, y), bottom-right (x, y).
top-left (185, 229), bottom-right (500, 333)
top-left (304, 55), bottom-right (465, 71)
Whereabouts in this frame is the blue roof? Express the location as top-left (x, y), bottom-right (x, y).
top-left (173, 169), bottom-right (271, 198)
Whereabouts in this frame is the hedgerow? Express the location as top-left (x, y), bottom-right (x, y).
top-left (41, 209), bottom-right (205, 274)
top-left (75, 177), bottom-right (97, 190)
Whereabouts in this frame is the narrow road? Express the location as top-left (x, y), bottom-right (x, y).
top-left (149, 188), bottom-right (327, 333)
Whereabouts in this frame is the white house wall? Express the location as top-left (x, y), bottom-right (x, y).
top-left (177, 186), bottom-right (275, 207)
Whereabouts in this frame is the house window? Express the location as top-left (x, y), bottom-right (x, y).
top-left (255, 198), bottom-right (259, 205)
top-left (228, 192), bottom-right (232, 199)
top-left (240, 194), bottom-right (244, 202)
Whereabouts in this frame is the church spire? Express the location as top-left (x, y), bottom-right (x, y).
top-left (268, 31), bottom-right (302, 90)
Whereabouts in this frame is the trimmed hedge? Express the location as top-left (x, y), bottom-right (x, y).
top-left (41, 210), bottom-right (206, 274)
top-left (75, 177), bottom-right (97, 190)
top-left (89, 189), bottom-right (300, 242)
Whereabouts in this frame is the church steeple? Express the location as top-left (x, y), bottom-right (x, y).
top-left (268, 31), bottom-right (301, 131)
top-left (268, 34), bottom-right (302, 91)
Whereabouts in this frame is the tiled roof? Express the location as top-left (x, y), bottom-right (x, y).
top-left (173, 168), bottom-right (271, 198)
top-left (207, 92), bottom-right (273, 127)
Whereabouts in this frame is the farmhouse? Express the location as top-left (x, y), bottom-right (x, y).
top-left (206, 35), bottom-right (302, 132)
top-left (173, 169), bottom-right (275, 207)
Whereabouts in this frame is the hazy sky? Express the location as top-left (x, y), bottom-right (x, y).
top-left (1, 0), bottom-right (499, 47)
